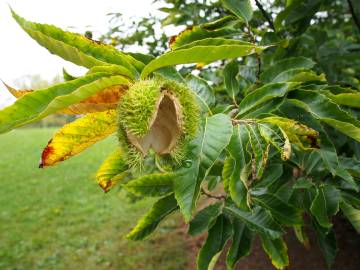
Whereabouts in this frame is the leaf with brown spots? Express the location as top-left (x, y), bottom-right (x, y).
top-left (40, 109), bottom-right (118, 167)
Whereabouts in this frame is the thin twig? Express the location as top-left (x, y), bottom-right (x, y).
top-left (245, 23), bottom-right (262, 80)
top-left (232, 119), bottom-right (257, 125)
top-left (256, 53), bottom-right (262, 80)
top-left (200, 188), bottom-right (226, 200)
top-left (347, 0), bottom-right (360, 32)
top-left (254, 0), bottom-right (276, 32)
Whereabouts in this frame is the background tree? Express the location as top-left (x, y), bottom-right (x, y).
top-left (102, 0), bottom-right (360, 87)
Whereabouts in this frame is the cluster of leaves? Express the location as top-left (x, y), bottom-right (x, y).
top-left (1, 1), bottom-right (360, 269)
top-left (104, 0), bottom-right (360, 89)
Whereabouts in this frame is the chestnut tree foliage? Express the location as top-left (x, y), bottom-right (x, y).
top-left (2, 0), bottom-right (360, 269)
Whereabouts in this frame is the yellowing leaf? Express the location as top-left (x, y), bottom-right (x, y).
top-left (1, 81), bottom-right (32, 97)
top-left (259, 116), bottom-right (319, 149)
top-left (96, 149), bottom-right (128, 192)
top-left (61, 85), bottom-right (128, 114)
top-left (258, 123), bottom-right (291, 161)
top-left (40, 110), bottom-right (117, 167)
top-left (3, 82), bottom-right (128, 114)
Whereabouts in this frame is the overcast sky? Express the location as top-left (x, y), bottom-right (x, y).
top-left (0, 0), bottom-right (165, 107)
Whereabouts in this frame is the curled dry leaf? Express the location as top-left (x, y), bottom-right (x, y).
top-left (2, 82), bottom-right (128, 114)
top-left (127, 91), bottom-right (183, 155)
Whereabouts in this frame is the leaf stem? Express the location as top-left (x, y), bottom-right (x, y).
top-left (232, 119), bottom-right (257, 125)
top-left (155, 155), bottom-right (168, 173)
top-left (245, 23), bottom-right (261, 80)
top-left (200, 188), bottom-right (226, 200)
top-left (347, 0), bottom-right (360, 32)
top-left (254, 0), bottom-right (276, 32)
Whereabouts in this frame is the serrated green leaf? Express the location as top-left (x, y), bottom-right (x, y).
top-left (288, 90), bottom-right (360, 142)
top-left (341, 190), bottom-right (360, 209)
top-left (222, 157), bottom-right (235, 192)
top-left (317, 130), bottom-right (339, 176)
top-left (226, 220), bottom-right (254, 270)
top-left (258, 123), bottom-right (291, 160)
top-left (236, 82), bottom-right (300, 118)
top-left (253, 192), bottom-right (303, 226)
top-left (224, 206), bottom-right (284, 239)
top-left (170, 16), bottom-right (242, 50)
top-left (176, 38), bottom-right (254, 50)
top-left (325, 92), bottom-right (360, 108)
top-left (243, 98), bottom-right (284, 119)
top-left (222, 0), bottom-right (253, 22)
top-left (0, 73), bottom-right (130, 134)
top-left (87, 65), bottom-right (134, 79)
top-left (260, 235), bottom-right (289, 270)
top-left (254, 163), bottom-right (283, 188)
top-left (189, 203), bottom-right (222, 236)
top-left (339, 156), bottom-right (360, 178)
top-left (127, 194), bottom-right (178, 240)
top-left (226, 125), bottom-right (251, 209)
top-left (313, 220), bottom-right (337, 268)
top-left (141, 39), bottom-right (267, 78)
top-left (96, 149), bottom-right (128, 192)
top-left (224, 60), bottom-right (240, 101)
top-left (310, 185), bottom-right (340, 229)
top-left (261, 57), bottom-right (315, 83)
top-left (246, 124), bottom-right (269, 179)
top-left (293, 178), bottom-right (314, 189)
top-left (62, 68), bottom-right (77, 81)
top-left (186, 74), bottom-right (215, 114)
top-left (270, 68), bottom-right (324, 83)
top-left (174, 114), bottom-right (233, 222)
top-left (275, 0), bottom-right (322, 34)
top-left (197, 215), bottom-right (233, 270)
top-left (12, 10), bottom-right (142, 78)
top-left (335, 167), bottom-right (359, 192)
top-left (156, 66), bottom-right (185, 82)
top-left (124, 173), bottom-right (174, 197)
top-left (341, 202), bottom-right (360, 233)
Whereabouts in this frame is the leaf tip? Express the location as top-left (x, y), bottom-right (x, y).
top-left (40, 139), bottom-right (54, 168)
top-left (98, 180), bottom-right (112, 193)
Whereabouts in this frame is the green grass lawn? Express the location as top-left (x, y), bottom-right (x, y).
top-left (0, 128), bottom-right (187, 270)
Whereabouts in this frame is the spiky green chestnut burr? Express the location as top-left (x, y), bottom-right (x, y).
top-left (117, 78), bottom-right (200, 168)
